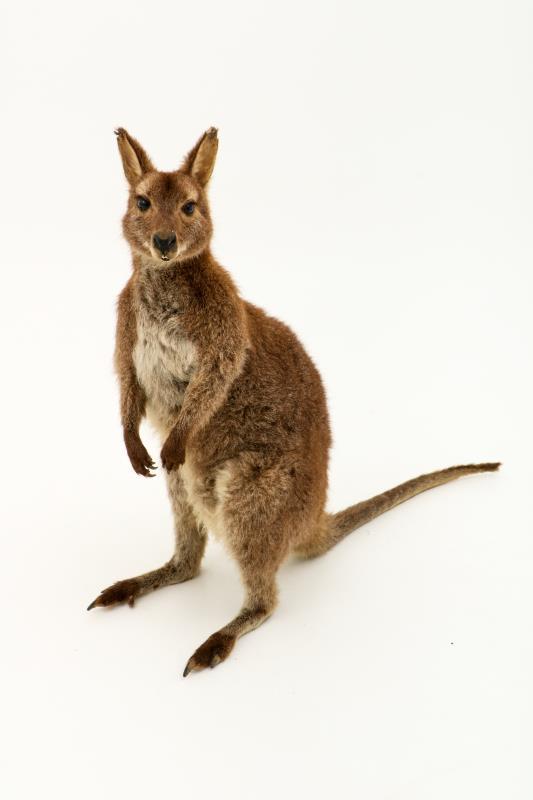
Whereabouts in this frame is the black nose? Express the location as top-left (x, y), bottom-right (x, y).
top-left (153, 233), bottom-right (177, 255)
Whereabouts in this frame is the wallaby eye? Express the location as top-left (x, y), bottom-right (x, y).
top-left (136, 196), bottom-right (150, 211)
top-left (182, 201), bottom-right (196, 216)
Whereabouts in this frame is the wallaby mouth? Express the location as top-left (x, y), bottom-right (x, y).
top-left (146, 243), bottom-right (178, 264)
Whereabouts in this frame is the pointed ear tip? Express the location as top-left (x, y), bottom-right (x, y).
top-left (206, 126), bottom-right (218, 138)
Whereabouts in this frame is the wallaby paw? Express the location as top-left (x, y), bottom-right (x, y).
top-left (183, 632), bottom-right (236, 676)
top-left (87, 578), bottom-right (141, 610)
top-left (160, 429), bottom-right (186, 472)
top-left (124, 429), bottom-right (156, 477)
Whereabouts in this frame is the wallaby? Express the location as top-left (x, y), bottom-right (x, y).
top-left (88, 127), bottom-right (500, 676)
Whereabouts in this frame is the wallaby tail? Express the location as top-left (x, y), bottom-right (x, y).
top-left (296, 462), bottom-right (500, 558)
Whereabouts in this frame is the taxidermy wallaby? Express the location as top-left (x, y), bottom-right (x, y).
top-left (88, 127), bottom-right (500, 676)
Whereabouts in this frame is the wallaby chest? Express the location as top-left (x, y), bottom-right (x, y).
top-left (132, 269), bottom-right (198, 416)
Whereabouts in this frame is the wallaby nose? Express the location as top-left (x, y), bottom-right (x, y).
top-left (153, 232), bottom-right (177, 255)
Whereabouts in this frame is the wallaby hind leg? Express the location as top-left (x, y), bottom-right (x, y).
top-left (88, 470), bottom-right (206, 610)
top-left (183, 453), bottom-right (297, 675)
top-left (183, 559), bottom-right (279, 676)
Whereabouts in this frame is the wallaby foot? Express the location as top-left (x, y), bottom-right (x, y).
top-left (183, 631), bottom-right (237, 675)
top-left (87, 577), bottom-right (142, 609)
top-left (87, 559), bottom-right (198, 610)
top-left (183, 594), bottom-right (276, 676)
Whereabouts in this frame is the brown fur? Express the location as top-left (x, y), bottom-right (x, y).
top-left (88, 128), bottom-right (500, 675)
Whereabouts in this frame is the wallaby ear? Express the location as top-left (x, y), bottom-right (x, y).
top-left (115, 128), bottom-right (154, 185)
top-left (182, 127), bottom-right (218, 186)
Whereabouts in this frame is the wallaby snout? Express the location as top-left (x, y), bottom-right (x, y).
top-left (153, 232), bottom-right (177, 258)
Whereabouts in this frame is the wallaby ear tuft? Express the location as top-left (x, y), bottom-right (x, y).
top-left (182, 128), bottom-right (218, 187)
top-left (115, 128), bottom-right (154, 185)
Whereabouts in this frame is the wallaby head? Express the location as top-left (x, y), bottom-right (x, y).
top-left (116, 127), bottom-right (218, 266)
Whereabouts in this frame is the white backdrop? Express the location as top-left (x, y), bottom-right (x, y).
top-left (2, 1), bottom-right (532, 798)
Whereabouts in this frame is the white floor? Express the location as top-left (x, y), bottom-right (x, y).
top-left (2, 1), bottom-right (532, 797)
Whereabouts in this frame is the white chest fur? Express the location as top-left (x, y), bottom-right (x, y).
top-left (133, 302), bottom-right (198, 429)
